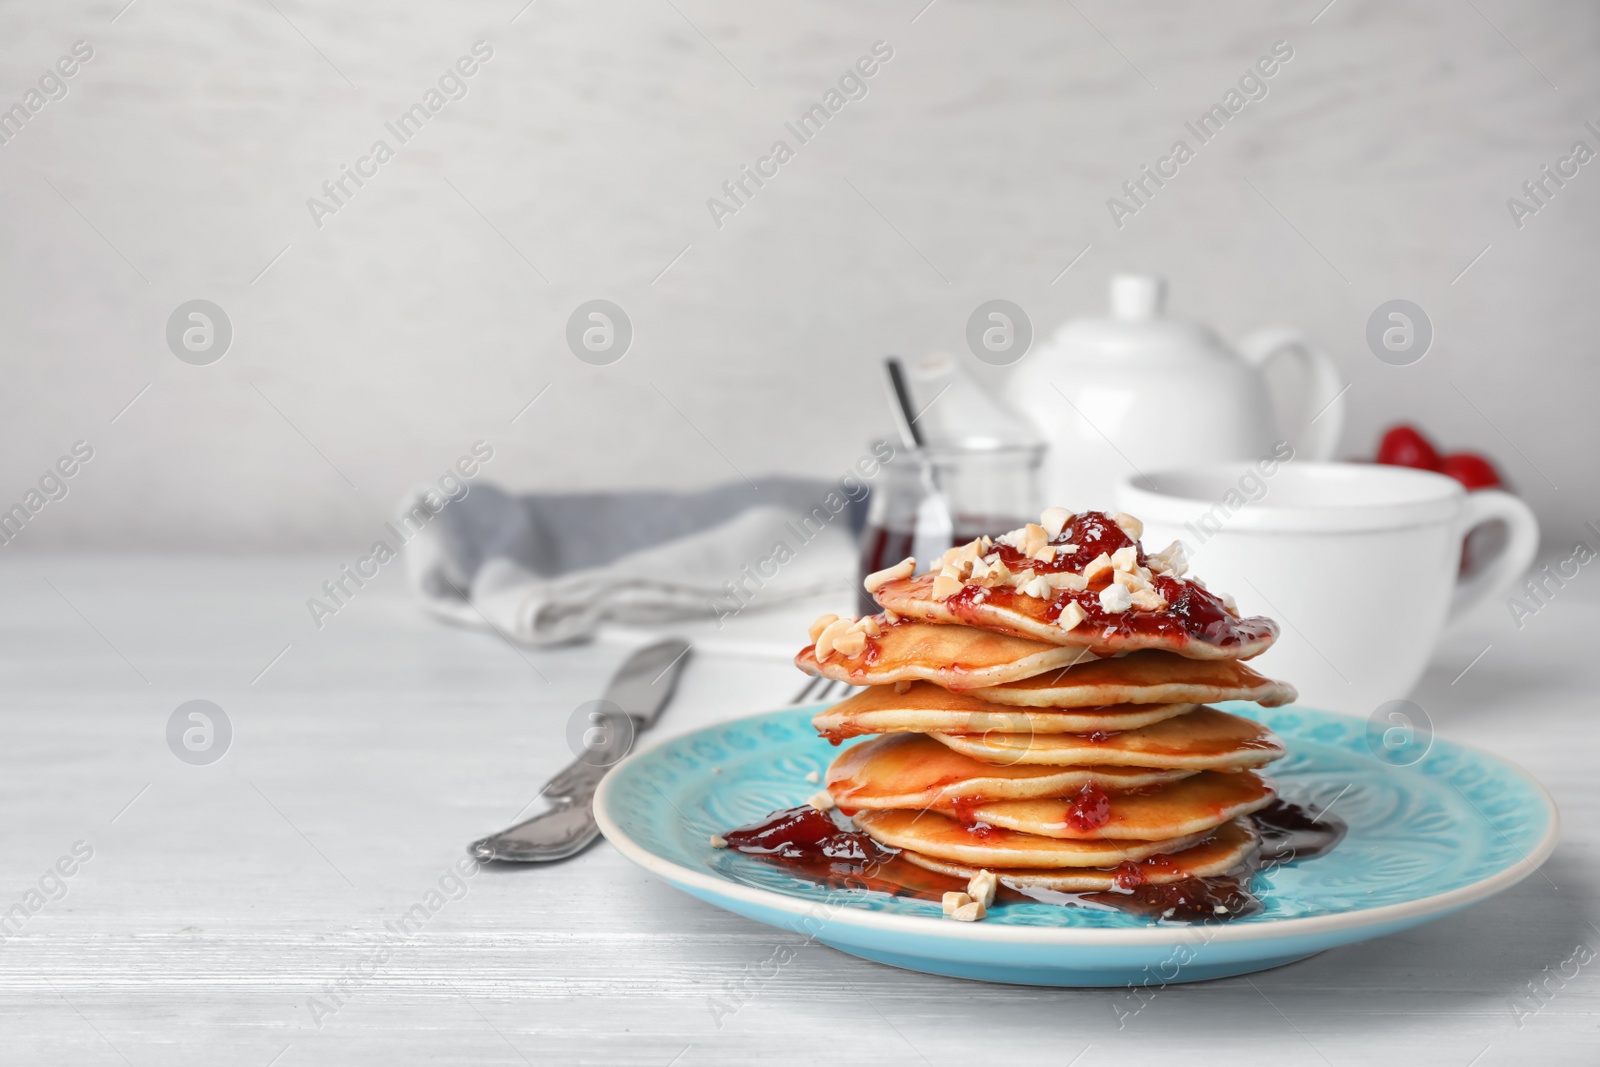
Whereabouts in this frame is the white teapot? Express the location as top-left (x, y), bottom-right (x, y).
top-left (1004, 275), bottom-right (1345, 509)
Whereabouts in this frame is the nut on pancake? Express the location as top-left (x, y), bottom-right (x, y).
top-left (961, 771), bottom-right (1274, 841)
top-left (825, 733), bottom-right (1196, 809)
top-left (968, 649), bottom-right (1296, 708)
top-left (854, 808), bottom-right (1209, 869)
top-left (929, 706), bottom-right (1284, 770)
top-left (900, 818), bottom-right (1260, 890)
top-left (812, 680), bottom-right (1193, 741)
top-left (872, 573), bottom-right (1277, 660)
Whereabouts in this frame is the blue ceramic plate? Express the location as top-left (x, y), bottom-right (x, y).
top-left (595, 702), bottom-right (1558, 986)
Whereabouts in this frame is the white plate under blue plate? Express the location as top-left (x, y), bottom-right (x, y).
top-left (595, 702), bottom-right (1558, 987)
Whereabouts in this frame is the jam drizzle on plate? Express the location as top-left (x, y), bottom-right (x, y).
top-left (718, 798), bottom-right (1344, 924)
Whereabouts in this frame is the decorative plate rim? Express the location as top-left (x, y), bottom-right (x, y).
top-left (595, 704), bottom-right (1560, 947)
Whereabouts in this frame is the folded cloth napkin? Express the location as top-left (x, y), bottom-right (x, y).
top-left (403, 478), bottom-right (861, 645)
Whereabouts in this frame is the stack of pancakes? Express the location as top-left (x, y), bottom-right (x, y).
top-left (795, 509), bottom-right (1295, 911)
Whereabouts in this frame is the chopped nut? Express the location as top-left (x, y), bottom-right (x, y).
top-left (807, 613), bottom-right (840, 643)
top-left (1021, 523), bottom-right (1049, 557)
top-left (968, 557), bottom-right (991, 583)
top-left (858, 615), bottom-right (882, 637)
top-left (1099, 583), bottom-right (1132, 613)
top-left (1113, 512), bottom-right (1144, 540)
top-left (709, 834), bottom-right (728, 849)
top-left (1040, 507), bottom-right (1072, 540)
top-left (1148, 540), bottom-right (1188, 578)
top-left (1130, 587), bottom-right (1168, 611)
top-left (967, 869), bottom-right (998, 907)
top-left (1029, 544), bottom-right (1056, 564)
top-left (1083, 552), bottom-right (1113, 583)
top-left (1020, 575), bottom-right (1053, 599)
top-left (807, 790), bottom-right (834, 812)
top-left (893, 679), bottom-right (912, 694)
top-left (995, 526), bottom-right (1028, 550)
top-left (1057, 601), bottom-right (1087, 631)
top-left (863, 557), bottom-right (915, 593)
top-left (1045, 571), bottom-right (1088, 593)
top-left (952, 900), bottom-right (987, 922)
top-left (1114, 569), bottom-right (1152, 593)
top-left (1007, 567), bottom-right (1037, 589)
top-left (814, 617), bottom-right (854, 658)
top-left (942, 891), bottom-right (971, 916)
top-left (1111, 545), bottom-right (1139, 573)
top-left (1220, 592), bottom-right (1239, 616)
top-left (931, 572), bottom-right (964, 600)
top-left (979, 559), bottom-right (1012, 587)
top-left (947, 556), bottom-right (975, 581)
top-left (883, 608), bottom-right (899, 623)
top-left (805, 770), bottom-right (820, 784)
top-left (832, 630), bottom-right (868, 657)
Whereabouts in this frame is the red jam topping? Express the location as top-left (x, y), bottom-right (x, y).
top-left (722, 805), bottom-right (878, 862)
top-left (719, 799), bottom-right (1344, 924)
top-left (940, 511), bottom-right (1275, 650)
top-left (1065, 783), bottom-right (1112, 832)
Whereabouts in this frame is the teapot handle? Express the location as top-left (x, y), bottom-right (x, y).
top-left (1237, 328), bottom-right (1346, 462)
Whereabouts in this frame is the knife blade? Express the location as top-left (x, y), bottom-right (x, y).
top-left (469, 637), bottom-right (691, 863)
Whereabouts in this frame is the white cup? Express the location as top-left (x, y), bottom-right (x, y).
top-left (1116, 462), bottom-right (1540, 715)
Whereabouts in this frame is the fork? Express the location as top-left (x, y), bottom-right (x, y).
top-left (789, 675), bottom-right (856, 705)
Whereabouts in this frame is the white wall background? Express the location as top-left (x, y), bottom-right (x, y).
top-left (0, 0), bottom-right (1596, 550)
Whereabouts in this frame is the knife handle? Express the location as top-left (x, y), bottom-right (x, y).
top-left (468, 715), bottom-right (639, 863)
top-left (541, 751), bottom-right (615, 804)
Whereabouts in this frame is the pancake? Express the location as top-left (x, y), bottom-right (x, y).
top-left (871, 573), bottom-right (1277, 660)
top-left (968, 649), bottom-right (1296, 708)
top-left (930, 706), bottom-right (1283, 770)
top-left (854, 808), bottom-right (1209, 869)
top-left (960, 771), bottom-right (1274, 841)
top-left (796, 619), bottom-right (1088, 689)
top-left (812, 680), bottom-right (1193, 741)
top-left (901, 818), bottom-right (1259, 891)
top-left (825, 733), bottom-right (1196, 809)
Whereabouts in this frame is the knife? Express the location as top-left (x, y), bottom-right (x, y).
top-left (469, 637), bottom-right (692, 863)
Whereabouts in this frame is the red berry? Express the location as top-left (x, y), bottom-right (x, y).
top-left (1440, 452), bottom-right (1502, 490)
top-left (1376, 425), bottom-right (1441, 471)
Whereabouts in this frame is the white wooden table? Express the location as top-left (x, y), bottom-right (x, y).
top-left (3, 554), bottom-right (1595, 1066)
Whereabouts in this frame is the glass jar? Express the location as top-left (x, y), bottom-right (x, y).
top-left (857, 441), bottom-right (1043, 613)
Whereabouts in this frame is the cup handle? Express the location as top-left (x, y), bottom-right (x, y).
top-left (1237, 328), bottom-right (1346, 461)
top-left (1446, 489), bottom-right (1540, 627)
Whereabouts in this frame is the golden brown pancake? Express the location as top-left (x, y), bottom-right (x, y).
top-left (961, 771), bottom-right (1274, 841)
top-left (825, 733), bottom-right (1195, 809)
top-left (854, 808), bottom-right (1208, 869)
top-left (968, 649), bottom-right (1296, 708)
top-left (901, 818), bottom-right (1259, 890)
top-left (872, 573), bottom-right (1277, 660)
top-left (795, 620), bottom-right (1089, 689)
top-left (811, 680), bottom-right (1193, 741)
top-left (930, 706), bottom-right (1283, 770)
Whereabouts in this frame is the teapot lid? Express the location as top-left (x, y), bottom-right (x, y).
top-left (1053, 274), bottom-right (1227, 360)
